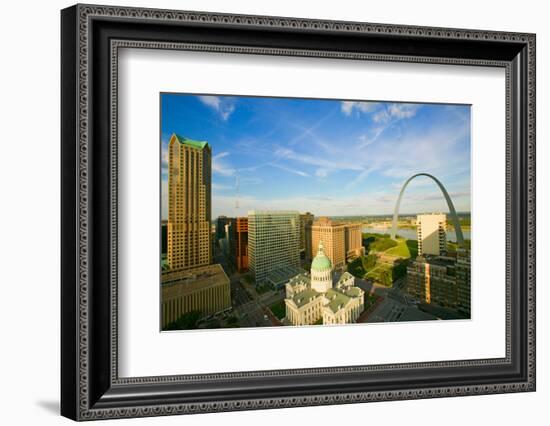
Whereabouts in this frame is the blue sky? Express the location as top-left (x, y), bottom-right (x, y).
top-left (161, 94), bottom-right (471, 220)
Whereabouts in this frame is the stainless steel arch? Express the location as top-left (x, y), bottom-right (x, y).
top-left (390, 173), bottom-right (465, 246)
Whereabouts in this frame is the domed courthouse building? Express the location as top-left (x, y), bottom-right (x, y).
top-left (284, 242), bottom-right (365, 326)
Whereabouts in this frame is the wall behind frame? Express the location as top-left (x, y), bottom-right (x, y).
top-left (0, 0), bottom-right (546, 425)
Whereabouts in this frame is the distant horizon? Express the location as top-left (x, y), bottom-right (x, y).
top-left (161, 94), bottom-right (471, 220)
top-left (159, 211), bottom-right (472, 223)
top-left (212, 211), bottom-right (472, 220)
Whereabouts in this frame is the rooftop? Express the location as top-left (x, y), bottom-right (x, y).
top-left (345, 287), bottom-right (362, 298)
top-left (288, 272), bottom-right (311, 287)
top-left (293, 289), bottom-right (322, 308)
top-left (267, 266), bottom-right (305, 287)
top-left (161, 264), bottom-right (229, 297)
top-left (337, 271), bottom-right (355, 285)
top-left (325, 288), bottom-right (352, 313)
top-left (311, 241), bottom-right (332, 272)
top-left (172, 133), bottom-right (209, 150)
top-left (414, 255), bottom-right (456, 268)
top-left (248, 210), bottom-right (300, 216)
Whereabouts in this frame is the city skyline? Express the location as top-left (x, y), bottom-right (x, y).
top-left (161, 94), bottom-right (471, 220)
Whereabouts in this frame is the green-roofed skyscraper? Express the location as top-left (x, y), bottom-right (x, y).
top-left (167, 133), bottom-right (212, 271)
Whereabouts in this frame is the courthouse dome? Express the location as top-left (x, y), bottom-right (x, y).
top-left (311, 241), bottom-right (332, 272)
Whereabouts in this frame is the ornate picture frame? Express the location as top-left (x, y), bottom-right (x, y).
top-left (61, 4), bottom-right (536, 420)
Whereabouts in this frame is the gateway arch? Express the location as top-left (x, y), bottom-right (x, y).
top-left (390, 173), bottom-right (465, 246)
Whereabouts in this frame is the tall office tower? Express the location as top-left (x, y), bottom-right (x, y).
top-left (310, 217), bottom-right (346, 270)
top-left (216, 215), bottom-right (230, 241)
top-left (455, 248), bottom-right (471, 317)
top-left (344, 223), bottom-right (364, 260)
top-left (229, 217), bottom-right (249, 272)
top-left (416, 213), bottom-right (447, 256)
top-left (248, 211), bottom-right (300, 285)
top-left (299, 212), bottom-right (314, 255)
top-left (406, 257), bottom-right (457, 306)
top-left (167, 133), bottom-right (212, 271)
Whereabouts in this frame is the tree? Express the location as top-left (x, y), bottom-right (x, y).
top-left (379, 270), bottom-right (392, 287)
top-left (392, 260), bottom-right (408, 281)
top-left (362, 254), bottom-right (377, 269)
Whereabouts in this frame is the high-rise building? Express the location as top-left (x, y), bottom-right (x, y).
top-left (310, 217), bottom-right (346, 270)
top-left (167, 133), bottom-right (212, 271)
top-left (216, 216), bottom-right (231, 241)
top-left (299, 212), bottom-right (314, 255)
top-left (248, 210), bottom-right (300, 285)
top-left (406, 256), bottom-right (457, 306)
top-left (456, 248), bottom-right (471, 317)
top-left (344, 223), bottom-right (365, 260)
top-left (229, 217), bottom-right (249, 272)
top-left (417, 213), bottom-right (447, 256)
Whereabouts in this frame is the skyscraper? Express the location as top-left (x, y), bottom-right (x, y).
top-left (299, 212), bottom-right (314, 255)
top-left (216, 216), bottom-right (231, 241)
top-left (167, 133), bottom-right (212, 271)
top-left (406, 256), bottom-right (456, 305)
top-left (344, 223), bottom-right (364, 260)
top-left (229, 217), bottom-right (249, 272)
top-left (456, 248), bottom-right (471, 316)
top-left (248, 211), bottom-right (300, 285)
top-left (417, 213), bottom-right (447, 256)
top-left (310, 217), bottom-right (346, 270)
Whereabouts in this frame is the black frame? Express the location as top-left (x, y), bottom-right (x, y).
top-left (61, 4), bottom-right (536, 421)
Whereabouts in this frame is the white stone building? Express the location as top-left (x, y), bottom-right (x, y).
top-left (284, 242), bottom-right (365, 326)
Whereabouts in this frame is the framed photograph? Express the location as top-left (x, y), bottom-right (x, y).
top-left (61, 4), bottom-right (536, 421)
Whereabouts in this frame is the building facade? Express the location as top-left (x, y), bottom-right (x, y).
top-left (167, 133), bottom-right (212, 271)
top-left (285, 242), bottom-right (364, 326)
top-left (229, 217), bottom-right (249, 272)
top-left (310, 217), bottom-right (346, 270)
top-left (417, 213), bottom-right (447, 256)
top-left (299, 212), bottom-right (314, 256)
top-left (455, 248), bottom-right (471, 316)
top-left (216, 216), bottom-right (231, 241)
top-left (308, 218), bottom-right (364, 267)
top-left (406, 256), bottom-right (459, 308)
top-left (161, 264), bottom-right (231, 328)
top-left (248, 210), bottom-right (300, 285)
top-left (344, 223), bottom-right (365, 260)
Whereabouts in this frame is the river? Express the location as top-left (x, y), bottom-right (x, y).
top-left (362, 226), bottom-right (471, 243)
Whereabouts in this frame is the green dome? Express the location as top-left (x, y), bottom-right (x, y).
top-left (311, 241), bottom-right (332, 271)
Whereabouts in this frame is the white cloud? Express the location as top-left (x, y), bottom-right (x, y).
top-left (373, 109), bottom-right (390, 123)
top-left (212, 183), bottom-right (234, 191)
top-left (274, 147), bottom-right (362, 172)
top-left (341, 101), bottom-right (379, 116)
top-left (269, 162), bottom-right (310, 177)
top-left (212, 152), bottom-right (235, 176)
top-left (315, 168), bottom-right (329, 179)
top-left (161, 147), bottom-right (169, 175)
top-left (345, 167), bottom-right (375, 190)
top-left (198, 95), bottom-right (221, 110)
top-left (198, 95), bottom-right (235, 121)
top-left (211, 184), bottom-right (470, 219)
top-left (388, 103), bottom-right (419, 119)
top-left (373, 103), bottom-right (420, 124)
top-left (213, 151), bottom-right (230, 160)
top-left (344, 116), bottom-right (471, 194)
